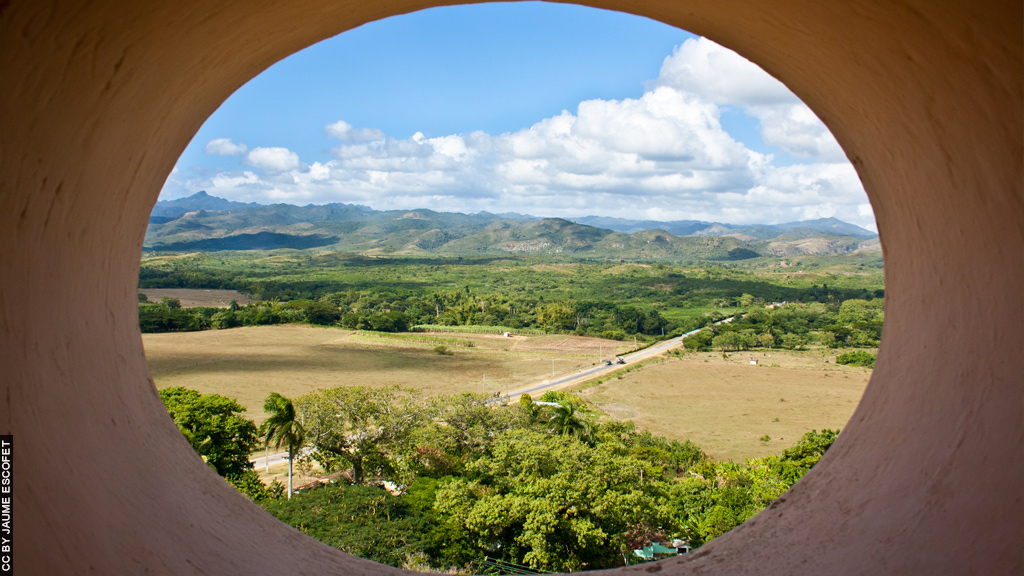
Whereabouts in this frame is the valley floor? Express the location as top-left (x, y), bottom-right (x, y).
top-left (143, 325), bottom-right (633, 424)
top-left (576, 351), bottom-right (870, 461)
top-left (144, 325), bottom-right (870, 461)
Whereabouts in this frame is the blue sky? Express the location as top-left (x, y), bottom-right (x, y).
top-left (163, 2), bottom-right (875, 231)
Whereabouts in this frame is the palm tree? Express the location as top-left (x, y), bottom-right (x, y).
top-left (260, 392), bottom-right (306, 499)
top-left (547, 400), bottom-right (593, 443)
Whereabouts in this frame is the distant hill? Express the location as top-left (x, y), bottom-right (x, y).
top-left (570, 215), bottom-right (877, 240)
top-left (151, 231), bottom-right (339, 251)
top-left (569, 216), bottom-right (711, 237)
top-left (772, 218), bottom-right (877, 239)
top-left (151, 191), bottom-right (260, 219)
top-left (151, 191), bottom-right (372, 220)
top-left (145, 192), bottom-right (880, 260)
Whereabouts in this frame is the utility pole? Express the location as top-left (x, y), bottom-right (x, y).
top-left (552, 358), bottom-right (555, 377)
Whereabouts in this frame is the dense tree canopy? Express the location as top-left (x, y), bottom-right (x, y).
top-left (667, 429), bottom-right (838, 545)
top-left (159, 386), bottom-right (259, 477)
top-left (258, 386), bottom-right (835, 572)
top-left (139, 256), bottom-right (884, 345)
top-left (261, 483), bottom-right (428, 567)
top-left (296, 386), bottom-right (430, 484)
top-left (682, 299), bottom-right (884, 352)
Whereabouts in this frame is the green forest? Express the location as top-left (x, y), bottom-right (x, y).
top-left (139, 252), bottom-right (884, 347)
top-left (163, 386), bottom-right (838, 572)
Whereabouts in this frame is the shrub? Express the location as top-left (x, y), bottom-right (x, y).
top-left (836, 350), bottom-right (876, 368)
top-left (600, 329), bottom-right (627, 341)
top-left (683, 329), bottom-right (714, 351)
top-left (228, 470), bottom-right (284, 502)
top-left (781, 333), bottom-right (805, 350)
top-left (261, 483), bottom-right (428, 568)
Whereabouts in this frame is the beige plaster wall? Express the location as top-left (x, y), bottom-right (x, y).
top-left (0, 0), bottom-right (1020, 574)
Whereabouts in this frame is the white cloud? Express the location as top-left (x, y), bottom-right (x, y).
top-left (168, 38), bottom-right (873, 230)
top-left (651, 37), bottom-right (796, 107)
top-left (751, 103), bottom-right (845, 160)
top-left (210, 170), bottom-right (261, 190)
top-left (326, 120), bottom-right (386, 142)
top-left (205, 138), bottom-right (248, 156)
top-left (245, 146), bottom-right (301, 172)
top-left (654, 37), bottom-right (846, 161)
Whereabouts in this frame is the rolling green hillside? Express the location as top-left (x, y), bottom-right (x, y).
top-left (145, 192), bottom-right (880, 262)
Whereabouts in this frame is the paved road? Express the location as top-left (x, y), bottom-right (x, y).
top-left (250, 447), bottom-right (313, 469)
top-left (251, 450), bottom-right (289, 469)
top-left (507, 317), bottom-right (735, 397)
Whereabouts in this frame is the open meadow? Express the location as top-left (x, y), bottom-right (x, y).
top-left (576, 350), bottom-right (871, 461)
top-left (144, 325), bottom-right (633, 423)
top-left (138, 288), bottom-right (253, 307)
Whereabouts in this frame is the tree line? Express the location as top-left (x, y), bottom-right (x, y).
top-left (682, 298), bottom-right (884, 351)
top-left (139, 292), bottom-right (883, 353)
top-left (138, 254), bottom-right (885, 344)
top-left (137, 290), bottom-right (688, 340)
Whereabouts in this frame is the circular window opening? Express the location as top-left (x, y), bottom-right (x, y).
top-left (141, 3), bottom-right (881, 572)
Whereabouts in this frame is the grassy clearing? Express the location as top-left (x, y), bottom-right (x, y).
top-left (138, 288), bottom-right (253, 307)
top-left (144, 325), bottom-right (632, 423)
top-left (413, 324), bottom-right (547, 336)
top-left (349, 331), bottom-right (477, 348)
top-left (576, 349), bottom-right (871, 461)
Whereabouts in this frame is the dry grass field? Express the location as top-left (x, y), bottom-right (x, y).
top-left (146, 326), bottom-right (871, 462)
top-left (143, 325), bottom-right (632, 423)
top-left (138, 288), bottom-right (253, 307)
top-left (576, 350), bottom-right (871, 461)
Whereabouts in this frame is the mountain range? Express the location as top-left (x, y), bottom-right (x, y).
top-left (145, 191), bottom-right (880, 261)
